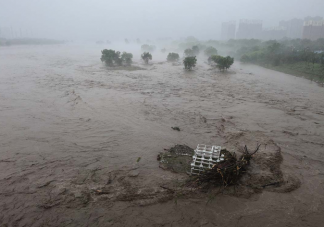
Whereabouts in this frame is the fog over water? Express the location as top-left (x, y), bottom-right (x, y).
top-left (1, 0), bottom-right (324, 41)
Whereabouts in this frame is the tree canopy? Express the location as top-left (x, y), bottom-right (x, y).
top-left (141, 52), bottom-right (152, 64)
top-left (209, 55), bottom-right (234, 71)
top-left (101, 49), bottom-right (133, 66)
top-left (141, 44), bottom-right (156, 52)
top-left (183, 56), bottom-right (197, 70)
top-left (204, 46), bottom-right (218, 57)
top-left (184, 48), bottom-right (194, 57)
top-left (167, 53), bottom-right (180, 62)
top-left (121, 52), bottom-right (133, 66)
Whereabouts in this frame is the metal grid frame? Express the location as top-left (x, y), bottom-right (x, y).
top-left (191, 144), bottom-right (225, 175)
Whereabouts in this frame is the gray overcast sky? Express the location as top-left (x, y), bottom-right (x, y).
top-left (1, 0), bottom-right (324, 41)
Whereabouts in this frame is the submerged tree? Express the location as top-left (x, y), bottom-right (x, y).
top-left (101, 49), bottom-right (131, 66)
top-left (114, 51), bottom-right (122, 66)
top-left (101, 49), bottom-right (118, 66)
top-left (167, 53), bottom-right (180, 62)
top-left (183, 56), bottom-right (197, 70)
top-left (121, 52), bottom-right (133, 66)
top-left (184, 45), bottom-right (200, 57)
top-left (184, 48), bottom-right (194, 57)
top-left (204, 46), bottom-right (218, 57)
top-left (141, 52), bottom-right (152, 64)
top-left (210, 55), bottom-right (234, 71)
top-left (192, 45), bottom-right (200, 56)
top-left (141, 44), bottom-right (156, 52)
top-left (240, 54), bottom-right (250, 63)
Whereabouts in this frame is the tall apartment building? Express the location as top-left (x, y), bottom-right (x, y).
top-left (261, 27), bottom-right (287, 40)
top-left (302, 20), bottom-right (324, 40)
top-left (221, 21), bottom-right (236, 40)
top-left (279, 18), bottom-right (303, 39)
top-left (236, 20), bottom-right (262, 39)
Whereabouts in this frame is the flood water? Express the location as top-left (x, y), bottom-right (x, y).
top-left (0, 44), bottom-right (324, 226)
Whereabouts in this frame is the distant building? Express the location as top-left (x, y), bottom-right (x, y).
top-left (221, 21), bottom-right (236, 40)
top-left (261, 27), bottom-right (287, 40)
top-left (304, 16), bottom-right (323, 22)
top-left (302, 20), bottom-right (324, 40)
top-left (236, 20), bottom-right (262, 39)
top-left (279, 19), bottom-right (303, 39)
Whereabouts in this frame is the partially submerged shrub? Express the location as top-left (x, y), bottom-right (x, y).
top-left (101, 49), bottom-right (133, 66)
top-left (101, 49), bottom-right (118, 66)
top-left (240, 54), bottom-right (250, 63)
top-left (183, 56), bottom-right (197, 70)
top-left (204, 46), bottom-right (218, 57)
top-left (167, 52), bottom-right (180, 62)
top-left (184, 48), bottom-right (194, 57)
top-left (121, 52), bottom-right (133, 66)
top-left (210, 55), bottom-right (234, 71)
top-left (141, 44), bottom-right (156, 52)
top-left (192, 45), bottom-right (200, 55)
top-left (114, 56), bottom-right (123, 66)
top-left (141, 52), bottom-right (152, 64)
top-left (184, 45), bottom-right (200, 57)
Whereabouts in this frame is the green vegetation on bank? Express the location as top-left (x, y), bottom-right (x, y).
top-left (262, 62), bottom-right (324, 82)
top-left (237, 39), bottom-right (324, 82)
top-left (169, 37), bottom-right (324, 82)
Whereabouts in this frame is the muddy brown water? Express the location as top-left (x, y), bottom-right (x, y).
top-left (0, 45), bottom-right (324, 227)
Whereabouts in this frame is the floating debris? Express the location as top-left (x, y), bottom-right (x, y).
top-left (171, 127), bottom-right (180, 131)
top-left (158, 145), bottom-right (194, 173)
top-left (190, 144), bottom-right (225, 175)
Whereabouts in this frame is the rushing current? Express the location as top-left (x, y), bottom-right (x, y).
top-left (0, 44), bottom-right (324, 226)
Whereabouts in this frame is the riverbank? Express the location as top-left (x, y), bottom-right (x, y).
top-left (257, 61), bottom-right (324, 84)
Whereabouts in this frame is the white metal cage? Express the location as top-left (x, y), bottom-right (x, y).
top-left (191, 144), bottom-right (225, 175)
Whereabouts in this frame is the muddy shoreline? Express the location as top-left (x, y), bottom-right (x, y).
top-left (0, 45), bottom-right (324, 226)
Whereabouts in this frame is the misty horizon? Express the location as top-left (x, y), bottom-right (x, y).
top-left (1, 0), bottom-right (324, 41)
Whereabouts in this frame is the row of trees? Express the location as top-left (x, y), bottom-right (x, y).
top-left (100, 49), bottom-right (233, 72)
top-left (182, 54), bottom-right (234, 71)
top-left (183, 55), bottom-right (234, 71)
top-left (101, 49), bottom-right (153, 65)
